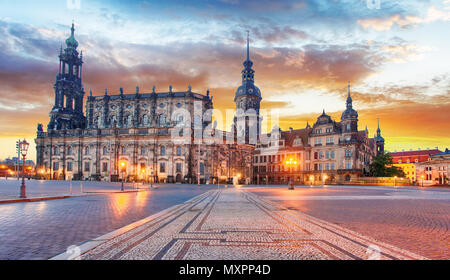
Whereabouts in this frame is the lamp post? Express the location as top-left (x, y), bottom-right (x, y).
top-left (19, 139), bottom-right (29, 198)
top-left (421, 175), bottom-right (424, 187)
top-left (310, 175), bottom-right (314, 187)
top-left (150, 169), bottom-right (153, 188)
top-left (394, 176), bottom-right (397, 187)
top-left (120, 161), bottom-right (126, 191)
top-left (285, 157), bottom-right (297, 190)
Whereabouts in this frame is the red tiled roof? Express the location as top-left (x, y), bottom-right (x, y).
top-left (389, 149), bottom-right (441, 157)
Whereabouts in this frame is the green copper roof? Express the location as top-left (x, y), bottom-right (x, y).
top-left (65, 23), bottom-right (78, 49)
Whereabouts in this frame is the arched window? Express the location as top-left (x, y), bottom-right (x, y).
top-left (176, 114), bottom-right (183, 125)
top-left (141, 146), bottom-right (146, 155)
top-left (67, 146), bottom-right (72, 155)
top-left (103, 146), bottom-right (108, 155)
top-left (122, 146), bottom-right (126, 154)
top-left (176, 146), bottom-right (182, 156)
top-left (143, 115), bottom-right (149, 125)
top-left (85, 146), bottom-right (89, 155)
top-left (200, 162), bottom-right (204, 175)
top-left (160, 146), bottom-right (166, 156)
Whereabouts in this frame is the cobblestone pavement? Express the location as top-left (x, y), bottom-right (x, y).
top-left (78, 188), bottom-right (427, 260)
top-left (0, 183), bottom-right (219, 260)
top-left (0, 179), bottom-right (143, 198)
top-left (247, 185), bottom-right (450, 259)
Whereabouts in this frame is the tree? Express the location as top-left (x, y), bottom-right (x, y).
top-left (368, 153), bottom-right (405, 177)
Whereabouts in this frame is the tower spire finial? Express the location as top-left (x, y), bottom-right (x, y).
top-left (348, 81), bottom-right (351, 97)
top-left (246, 30), bottom-right (250, 62)
top-left (346, 81), bottom-right (353, 109)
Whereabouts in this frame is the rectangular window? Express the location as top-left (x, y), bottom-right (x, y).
top-left (176, 162), bottom-right (182, 173)
top-left (331, 151), bottom-right (335, 159)
top-left (102, 162), bottom-right (108, 172)
top-left (84, 162), bottom-right (90, 172)
top-left (67, 162), bottom-right (73, 172)
top-left (160, 162), bottom-right (166, 173)
top-left (53, 162), bottom-right (59, 170)
top-left (331, 163), bottom-right (335, 170)
top-left (346, 162), bottom-right (351, 170)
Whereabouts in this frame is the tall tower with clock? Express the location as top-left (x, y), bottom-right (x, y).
top-left (233, 32), bottom-right (262, 144)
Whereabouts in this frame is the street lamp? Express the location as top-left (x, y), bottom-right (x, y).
top-left (323, 174), bottom-right (328, 186)
top-left (420, 175), bottom-right (424, 187)
top-left (285, 158), bottom-right (297, 190)
top-left (150, 169), bottom-right (154, 188)
top-left (310, 175), bottom-right (314, 187)
top-left (120, 161), bottom-right (126, 191)
top-left (19, 139), bottom-right (29, 198)
top-left (394, 176), bottom-right (397, 187)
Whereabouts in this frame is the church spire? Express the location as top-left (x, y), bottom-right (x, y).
top-left (246, 30), bottom-right (250, 63)
top-left (242, 30), bottom-right (253, 72)
top-left (346, 81), bottom-right (353, 109)
top-left (377, 118), bottom-right (381, 136)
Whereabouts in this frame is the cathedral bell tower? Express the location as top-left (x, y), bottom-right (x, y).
top-left (233, 31), bottom-right (262, 144)
top-left (48, 23), bottom-right (86, 130)
top-left (341, 82), bottom-right (359, 142)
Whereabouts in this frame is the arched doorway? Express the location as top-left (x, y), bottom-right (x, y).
top-left (176, 173), bottom-right (182, 183)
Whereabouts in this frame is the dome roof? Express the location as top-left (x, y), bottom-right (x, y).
top-left (235, 82), bottom-right (261, 100)
top-left (341, 107), bottom-right (358, 120)
top-left (65, 24), bottom-right (78, 49)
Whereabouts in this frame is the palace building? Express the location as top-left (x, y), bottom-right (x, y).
top-left (35, 23), bottom-right (383, 185)
top-left (252, 83), bottom-right (385, 185)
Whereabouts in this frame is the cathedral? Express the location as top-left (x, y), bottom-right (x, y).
top-left (35, 24), bottom-right (254, 183)
top-left (35, 24), bottom-right (383, 184)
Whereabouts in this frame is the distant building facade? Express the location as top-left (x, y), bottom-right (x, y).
top-left (389, 149), bottom-right (441, 183)
top-left (415, 148), bottom-right (450, 185)
top-left (252, 83), bottom-right (384, 184)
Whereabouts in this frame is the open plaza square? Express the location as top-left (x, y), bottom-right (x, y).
top-left (0, 180), bottom-right (448, 260)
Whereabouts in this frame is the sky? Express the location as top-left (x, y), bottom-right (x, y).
top-left (0, 0), bottom-right (449, 161)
